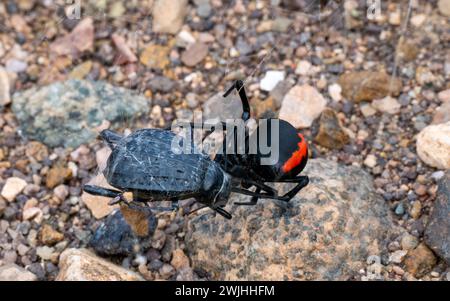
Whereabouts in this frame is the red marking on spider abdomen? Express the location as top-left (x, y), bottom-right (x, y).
top-left (282, 133), bottom-right (308, 173)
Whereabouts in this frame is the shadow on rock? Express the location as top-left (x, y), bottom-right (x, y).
top-left (90, 205), bottom-right (157, 256)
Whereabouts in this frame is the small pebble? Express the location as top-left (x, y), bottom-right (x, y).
top-left (395, 203), bottom-right (405, 216)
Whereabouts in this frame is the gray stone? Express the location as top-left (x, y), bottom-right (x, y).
top-left (425, 171), bottom-right (450, 264)
top-left (270, 80), bottom-right (294, 108)
top-left (90, 208), bottom-right (157, 256)
top-left (5, 59), bottom-right (27, 73)
top-left (12, 80), bottom-right (150, 148)
top-left (36, 246), bottom-right (54, 260)
top-left (202, 92), bottom-right (243, 121)
top-left (148, 76), bottom-right (175, 93)
top-left (197, 2), bottom-right (212, 18)
top-left (395, 203), bottom-right (405, 216)
top-left (236, 37), bottom-right (253, 56)
top-left (186, 159), bottom-right (403, 280)
top-left (272, 17), bottom-right (292, 32)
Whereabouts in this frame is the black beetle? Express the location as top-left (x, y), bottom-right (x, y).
top-left (83, 81), bottom-right (310, 219)
top-left (84, 129), bottom-right (234, 219)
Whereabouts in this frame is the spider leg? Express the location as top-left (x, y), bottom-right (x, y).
top-left (245, 180), bottom-right (278, 195)
top-left (233, 179), bottom-right (278, 206)
top-left (276, 176), bottom-right (309, 202)
top-left (231, 176), bottom-right (309, 203)
top-left (273, 176), bottom-right (309, 183)
top-left (234, 187), bottom-right (260, 206)
top-left (223, 80), bottom-right (250, 122)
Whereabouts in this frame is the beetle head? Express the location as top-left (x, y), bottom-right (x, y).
top-left (200, 164), bottom-right (231, 208)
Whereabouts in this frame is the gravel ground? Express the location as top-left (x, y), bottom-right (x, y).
top-left (0, 0), bottom-right (449, 281)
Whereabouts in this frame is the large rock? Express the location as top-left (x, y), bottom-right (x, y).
top-left (152, 0), bottom-right (188, 34)
top-left (438, 0), bottom-right (450, 17)
top-left (416, 122), bottom-right (450, 169)
top-left (56, 248), bottom-right (143, 281)
top-left (186, 159), bottom-right (403, 280)
top-left (12, 80), bottom-right (149, 148)
top-left (338, 71), bottom-right (402, 103)
top-left (425, 171), bottom-right (450, 264)
top-left (0, 264), bottom-right (37, 281)
top-left (279, 85), bottom-right (327, 128)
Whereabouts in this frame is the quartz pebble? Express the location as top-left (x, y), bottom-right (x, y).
top-left (279, 85), bottom-right (327, 128)
top-left (260, 71), bottom-right (285, 92)
top-left (1, 177), bottom-right (27, 202)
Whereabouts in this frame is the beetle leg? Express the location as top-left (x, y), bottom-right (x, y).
top-left (83, 185), bottom-right (122, 198)
top-left (234, 187), bottom-right (260, 206)
top-left (108, 195), bottom-right (123, 206)
top-left (109, 192), bottom-right (134, 206)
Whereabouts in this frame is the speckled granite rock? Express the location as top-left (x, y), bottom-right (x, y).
top-left (90, 207), bottom-right (157, 256)
top-left (56, 248), bottom-right (143, 281)
top-left (12, 80), bottom-right (150, 148)
top-left (425, 171), bottom-right (450, 264)
top-left (186, 158), bottom-right (403, 280)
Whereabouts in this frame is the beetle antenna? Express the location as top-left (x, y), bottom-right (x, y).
top-left (100, 129), bottom-right (123, 149)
